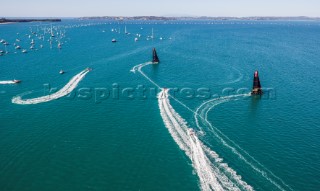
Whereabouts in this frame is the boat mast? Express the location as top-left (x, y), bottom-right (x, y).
top-left (151, 28), bottom-right (154, 39)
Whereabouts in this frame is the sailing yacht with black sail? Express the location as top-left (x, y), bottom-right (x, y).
top-left (152, 48), bottom-right (159, 64)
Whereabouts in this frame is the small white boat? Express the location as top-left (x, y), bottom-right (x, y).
top-left (22, 49), bottom-right (27, 53)
top-left (111, 39), bottom-right (117, 43)
top-left (188, 128), bottom-right (195, 136)
top-left (59, 70), bottom-right (65, 74)
top-left (15, 45), bottom-right (21, 50)
top-left (134, 38), bottom-right (138, 42)
top-left (13, 79), bottom-right (21, 84)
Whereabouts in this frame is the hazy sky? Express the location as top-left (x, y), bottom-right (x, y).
top-left (1, 0), bottom-right (319, 17)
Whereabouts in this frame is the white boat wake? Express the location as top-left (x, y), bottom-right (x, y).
top-left (195, 96), bottom-right (293, 191)
top-left (131, 62), bottom-right (160, 88)
top-left (132, 62), bottom-right (253, 191)
top-left (12, 68), bottom-right (90, 105)
top-left (159, 89), bottom-right (253, 191)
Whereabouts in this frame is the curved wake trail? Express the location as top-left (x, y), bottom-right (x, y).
top-left (195, 96), bottom-right (293, 191)
top-left (132, 62), bottom-right (253, 191)
top-left (131, 62), bottom-right (161, 88)
top-left (12, 68), bottom-right (90, 105)
top-left (0, 81), bottom-right (18, 85)
top-left (159, 89), bottom-right (253, 191)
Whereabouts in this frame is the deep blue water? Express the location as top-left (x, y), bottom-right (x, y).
top-left (0, 20), bottom-right (320, 191)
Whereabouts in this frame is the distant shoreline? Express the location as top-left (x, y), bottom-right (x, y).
top-left (1, 16), bottom-right (319, 23)
top-left (79, 16), bottom-right (320, 21)
top-left (0, 18), bottom-right (61, 24)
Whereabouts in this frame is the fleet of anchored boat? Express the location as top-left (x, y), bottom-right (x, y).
top-left (0, 24), bottom-right (66, 56)
top-left (0, 24), bottom-right (69, 83)
top-left (109, 25), bottom-right (172, 43)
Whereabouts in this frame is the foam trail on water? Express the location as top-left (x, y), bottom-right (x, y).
top-left (195, 96), bottom-right (293, 191)
top-left (159, 89), bottom-right (253, 191)
top-left (158, 89), bottom-right (190, 154)
top-left (133, 62), bottom-right (253, 191)
top-left (131, 62), bottom-right (161, 88)
top-left (12, 68), bottom-right (90, 105)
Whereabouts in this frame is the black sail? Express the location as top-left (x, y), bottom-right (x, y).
top-left (152, 48), bottom-right (159, 63)
top-left (253, 71), bottom-right (261, 88)
top-left (251, 71), bottom-right (263, 95)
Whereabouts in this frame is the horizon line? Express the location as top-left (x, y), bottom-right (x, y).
top-left (2, 15), bottom-right (320, 18)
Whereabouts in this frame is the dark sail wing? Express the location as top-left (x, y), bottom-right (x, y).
top-left (152, 48), bottom-right (159, 63)
top-left (253, 71), bottom-right (262, 88)
top-left (251, 71), bottom-right (263, 95)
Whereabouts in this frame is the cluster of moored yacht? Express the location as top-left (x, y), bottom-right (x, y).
top-left (110, 26), bottom-right (171, 43)
top-left (0, 39), bottom-right (10, 56)
top-left (0, 25), bottom-right (68, 82)
top-left (0, 25), bottom-right (65, 56)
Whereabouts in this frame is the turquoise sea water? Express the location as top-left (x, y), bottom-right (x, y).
top-left (1, 20), bottom-right (320, 191)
